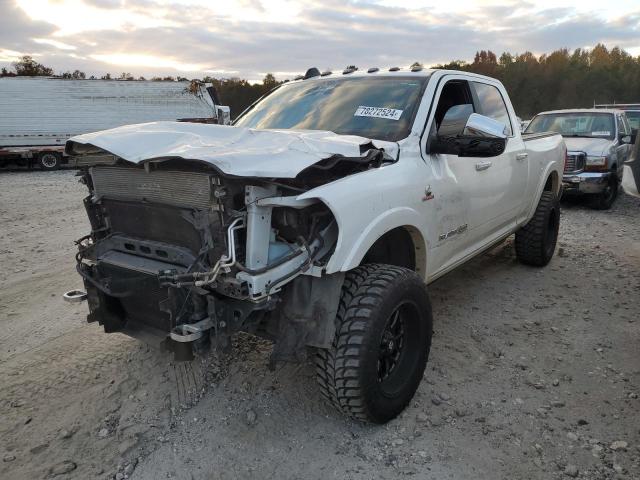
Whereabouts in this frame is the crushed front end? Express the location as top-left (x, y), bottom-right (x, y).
top-left (74, 160), bottom-right (338, 361)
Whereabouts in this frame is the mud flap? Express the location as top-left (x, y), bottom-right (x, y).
top-left (268, 273), bottom-right (344, 367)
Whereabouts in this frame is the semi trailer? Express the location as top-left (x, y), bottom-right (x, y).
top-left (0, 77), bottom-right (229, 170)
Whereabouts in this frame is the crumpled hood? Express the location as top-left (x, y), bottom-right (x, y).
top-left (563, 137), bottom-right (612, 156)
top-left (66, 121), bottom-right (398, 178)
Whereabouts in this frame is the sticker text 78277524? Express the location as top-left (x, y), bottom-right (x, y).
top-left (354, 106), bottom-right (403, 121)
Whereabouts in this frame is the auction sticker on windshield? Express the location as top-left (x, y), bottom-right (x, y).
top-left (354, 106), bottom-right (403, 120)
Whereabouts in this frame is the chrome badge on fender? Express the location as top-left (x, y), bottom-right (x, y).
top-left (439, 224), bottom-right (468, 241)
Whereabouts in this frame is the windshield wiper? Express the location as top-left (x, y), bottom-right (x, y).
top-left (562, 134), bottom-right (599, 138)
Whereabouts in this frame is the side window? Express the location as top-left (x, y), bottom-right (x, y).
top-left (471, 82), bottom-right (513, 136)
top-left (433, 80), bottom-right (474, 132)
top-left (617, 115), bottom-right (628, 136)
top-left (623, 115), bottom-right (632, 134)
top-left (625, 115), bottom-right (634, 134)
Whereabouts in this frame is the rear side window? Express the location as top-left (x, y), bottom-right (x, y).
top-left (471, 82), bottom-right (513, 136)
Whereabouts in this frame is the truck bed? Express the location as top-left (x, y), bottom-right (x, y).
top-left (521, 131), bottom-right (558, 141)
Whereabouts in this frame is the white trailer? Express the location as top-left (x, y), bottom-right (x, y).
top-left (0, 77), bottom-right (229, 170)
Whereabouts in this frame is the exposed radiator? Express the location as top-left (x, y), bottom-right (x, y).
top-left (90, 166), bottom-right (218, 210)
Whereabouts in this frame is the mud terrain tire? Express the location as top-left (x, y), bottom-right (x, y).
top-left (315, 264), bottom-right (432, 424)
top-left (515, 191), bottom-right (560, 266)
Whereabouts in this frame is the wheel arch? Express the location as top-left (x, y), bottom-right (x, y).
top-left (325, 207), bottom-right (428, 280)
top-left (523, 163), bottom-right (562, 223)
top-left (543, 170), bottom-right (559, 193)
top-left (359, 225), bottom-right (427, 278)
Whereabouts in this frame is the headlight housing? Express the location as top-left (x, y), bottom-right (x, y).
top-left (585, 155), bottom-right (607, 167)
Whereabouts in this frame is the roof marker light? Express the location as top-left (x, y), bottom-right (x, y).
top-left (367, 67), bottom-right (379, 73)
top-left (303, 67), bottom-right (321, 79)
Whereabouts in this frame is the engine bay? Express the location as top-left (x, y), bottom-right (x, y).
top-left (75, 162), bottom-right (339, 361)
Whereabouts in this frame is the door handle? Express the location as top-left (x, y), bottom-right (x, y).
top-left (516, 152), bottom-right (528, 161)
top-left (475, 161), bottom-right (492, 171)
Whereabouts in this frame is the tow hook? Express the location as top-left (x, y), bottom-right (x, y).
top-left (169, 317), bottom-right (214, 343)
top-left (63, 290), bottom-right (87, 303)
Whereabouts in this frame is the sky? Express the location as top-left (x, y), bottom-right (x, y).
top-left (1, 0), bottom-right (639, 82)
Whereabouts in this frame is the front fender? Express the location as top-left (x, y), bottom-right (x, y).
top-left (336, 207), bottom-right (427, 276)
top-left (297, 164), bottom-right (429, 278)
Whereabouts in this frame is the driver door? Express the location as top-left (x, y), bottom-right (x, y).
top-left (422, 78), bottom-right (483, 273)
top-left (423, 77), bottom-right (524, 275)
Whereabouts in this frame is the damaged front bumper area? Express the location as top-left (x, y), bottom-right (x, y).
top-left (75, 163), bottom-right (339, 361)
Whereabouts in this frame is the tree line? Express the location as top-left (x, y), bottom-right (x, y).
top-left (0, 57), bottom-right (190, 82)
top-left (433, 44), bottom-right (640, 118)
top-left (2, 44), bottom-right (639, 119)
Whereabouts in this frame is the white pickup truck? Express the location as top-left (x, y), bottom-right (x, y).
top-left (66, 67), bottom-right (565, 423)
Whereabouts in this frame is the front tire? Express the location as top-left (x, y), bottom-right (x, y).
top-left (315, 264), bottom-right (433, 424)
top-left (515, 191), bottom-right (560, 266)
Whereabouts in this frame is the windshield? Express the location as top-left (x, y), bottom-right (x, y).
top-left (525, 112), bottom-right (615, 140)
top-left (234, 76), bottom-right (430, 142)
top-left (626, 111), bottom-right (640, 131)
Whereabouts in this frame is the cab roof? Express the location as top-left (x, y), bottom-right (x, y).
top-left (286, 68), bottom-right (501, 84)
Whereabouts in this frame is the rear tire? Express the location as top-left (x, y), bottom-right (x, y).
top-left (315, 264), bottom-right (432, 424)
top-left (515, 191), bottom-right (560, 267)
top-left (38, 152), bottom-right (61, 170)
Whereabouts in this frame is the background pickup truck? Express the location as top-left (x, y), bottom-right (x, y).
top-left (66, 67), bottom-right (565, 423)
top-left (525, 108), bottom-right (634, 209)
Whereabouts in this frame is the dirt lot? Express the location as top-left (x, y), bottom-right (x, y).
top-left (1, 170), bottom-right (639, 480)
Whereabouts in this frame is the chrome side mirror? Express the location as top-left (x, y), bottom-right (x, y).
top-left (217, 106), bottom-right (231, 125)
top-left (431, 105), bottom-right (508, 158)
top-left (620, 135), bottom-right (632, 145)
top-left (463, 113), bottom-right (508, 139)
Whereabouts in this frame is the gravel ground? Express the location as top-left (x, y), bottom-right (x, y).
top-left (1, 170), bottom-right (639, 480)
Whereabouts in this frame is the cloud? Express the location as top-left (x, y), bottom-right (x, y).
top-left (0, 0), bottom-right (639, 80)
top-left (0, 0), bottom-right (57, 52)
top-left (33, 38), bottom-right (77, 50)
top-left (82, 0), bottom-right (123, 8)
